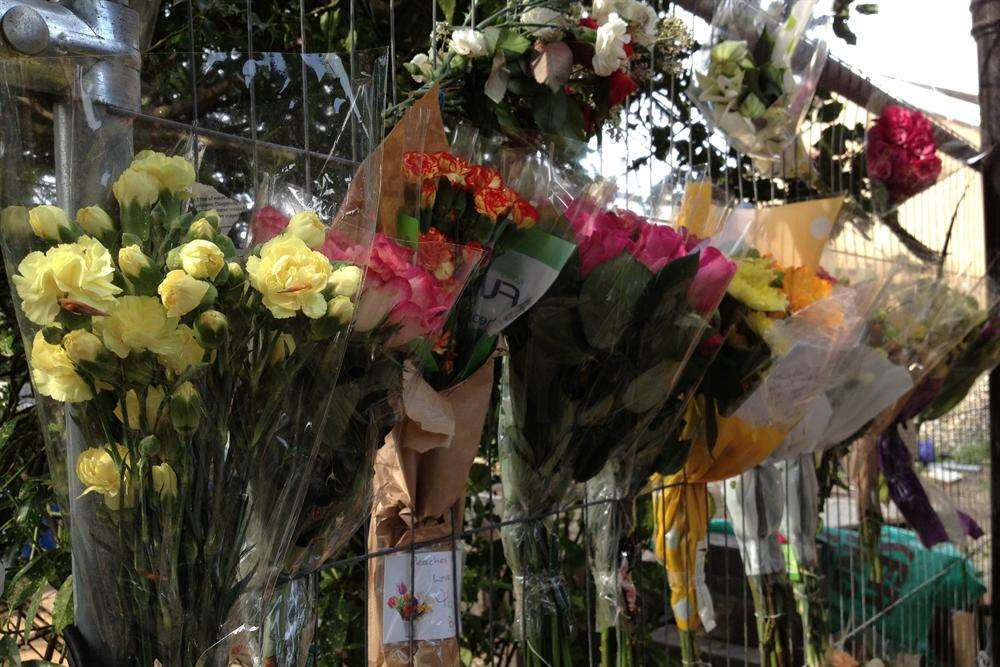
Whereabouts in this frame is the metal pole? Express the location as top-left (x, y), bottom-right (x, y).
top-left (970, 0), bottom-right (1000, 662)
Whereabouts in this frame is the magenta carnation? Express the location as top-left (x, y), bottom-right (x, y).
top-left (866, 105), bottom-right (942, 204)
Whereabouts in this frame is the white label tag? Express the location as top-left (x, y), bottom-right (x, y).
top-left (473, 251), bottom-right (560, 336)
top-left (382, 549), bottom-right (462, 644)
top-left (190, 182), bottom-right (244, 234)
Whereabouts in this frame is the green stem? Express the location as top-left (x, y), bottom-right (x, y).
top-left (747, 573), bottom-right (793, 667)
top-left (792, 561), bottom-right (829, 667)
top-left (601, 627), bottom-right (611, 667)
top-left (679, 629), bottom-right (698, 666)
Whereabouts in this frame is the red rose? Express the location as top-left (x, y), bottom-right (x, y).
top-left (866, 105), bottom-right (940, 203)
top-left (578, 17), bottom-right (598, 29)
top-left (607, 70), bottom-right (639, 108)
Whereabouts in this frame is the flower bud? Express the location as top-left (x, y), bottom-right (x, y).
top-left (328, 265), bottom-right (363, 298)
top-left (170, 381), bottom-right (203, 432)
top-left (139, 434), bottom-right (161, 457)
top-left (62, 329), bottom-right (105, 364)
top-left (226, 261), bottom-right (244, 283)
top-left (76, 206), bottom-right (116, 237)
top-left (270, 333), bottom-right (296, 364)
top-left (188, 218), bottom-right (216, 240)
top-left (113, 167), bottom-right (160, 208)
top-left (179, 240), bottom-right (225, 280)
top-left (286, 210), bottom-right (326, 249)
top-left (194, 310), bottom-right (229, 349)
top-left (28, 205), bottom-right (74, 242)
top-left (327, 295), bottom-right (355, 325)
top-left (1, 206), bottom-right (30, 239)
top-left (151, 462), bottom-right (178, 498)
top-left (118, 245), bottom-right (152, 278)
top-left (166, 246), bottom-right (183, 270)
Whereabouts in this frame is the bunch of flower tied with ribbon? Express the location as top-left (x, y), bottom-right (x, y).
top-left (0, 150), bottom-right (373, 665)
top-left (689, 0), bottom-right (828, 158)
top-left (866, 105), bottom-right (943, 208)
top-left (650, 244), bottom-right (862, 665)
top-left (497, 164), bottom-right (739, 666)
top-left (398, 0), bottom-right (693, 141)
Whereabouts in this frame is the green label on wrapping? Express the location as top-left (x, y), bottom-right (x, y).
top-left (396, 213), bottom-right (420, 243)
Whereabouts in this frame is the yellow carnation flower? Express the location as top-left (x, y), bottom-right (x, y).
top-left (246, 235), bottom-right (332, 319)
top-left (29, 331), bottom-right (93, 403)
top-left (113, 167), bottom-right (160, 208)
top-left (93, 296), bottom-right (181, 358)
top-left (118, 245), bottom-right (151, 278)
top-left (727, 257), bottom-right (789, 313)
top-left (158, 269), bottom-right (210, 318)
top-left (328, 265), bottom-right (362, 298)
top-left (152, 463), bottom-right (178, 498)
top-left (12, 236), bottom-right (121, 326)
top-left (62, 329), bottom-right (105, 364)
top-left (76, 206), bottom-right (115, 236)
top-left (178, 240), bottom-right (225, 279)
top-left (158, 324), bottom-right (204, 375)
top-left (28, 205), bottom-right (72, 241)
top-left (131, 151), bottom-right (196, 194)
top-left (286, 210), bottom-right (326, 249)
top-left (76, 445), bottom-right (134, 509)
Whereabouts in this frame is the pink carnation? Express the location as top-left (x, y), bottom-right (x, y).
top-left (866, 105), bottom-right (941, 203)
top-left (250, 206), bottom-right (289, 244)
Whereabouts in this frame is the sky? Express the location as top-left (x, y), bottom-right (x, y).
top-left (831, 1), bottom-right (981, 127)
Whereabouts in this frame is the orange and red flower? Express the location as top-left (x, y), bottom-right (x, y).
top-left (465, 164), bottom-right (505, 191)
top-left (420, 179), bottom-right (438, 207)
top-left (430, 151), bottom-right (471, 185)
top-left (510, 197), bottom-right (539, 229)
top-left (403, 151), bottom-right (440, 181)
top-left (474, 185), bottom-right (516, 220)
top-left (417, 228), bottom-right (457, 280)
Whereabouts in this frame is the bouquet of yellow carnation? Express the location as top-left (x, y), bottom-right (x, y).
top-left (1, 144), bottom-right (375, 665)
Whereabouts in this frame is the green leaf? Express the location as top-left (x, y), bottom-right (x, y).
top-left (623, 358), bottom-right (682, 413)
top-left (497, 30), bottom-right (531, 57)
top-left (437, 0), bottom-right (456, 22)
top-left (740, 92), bottom-right (767, 119)
top-left (22, 579), bottom-right (46, 644)
top-left (531, 89), bottom-right (568, 135)
top-left (856, 3), bottom-right (878, 14)
top-left (51, 575), bottom-right (73, 633)
top-left (0, 636), bottom-right (21, 667)
top-left (525, 299), bottom-right (588, 364)
top-left (578, 253), bottom-right (652, 351)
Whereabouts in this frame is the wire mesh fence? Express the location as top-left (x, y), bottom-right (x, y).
top-left (2, 1), bottom-right (992, 665)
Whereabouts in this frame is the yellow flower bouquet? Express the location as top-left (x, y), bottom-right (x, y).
top-left (2, 146), bottom-right (374, 664)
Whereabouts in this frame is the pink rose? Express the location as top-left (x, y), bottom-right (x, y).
top-left (250, 206), bottom-right (289, 244)
top-left (577, 228), bottom-right (631, 277)
top-left (567, 198), bottom-right (634, 277)
top-left (628, 222), bottom-right (686, 274)
top-left (866, 105), bottom-right (941, 203)
top-left (687, 246), bottom-right (737, 314)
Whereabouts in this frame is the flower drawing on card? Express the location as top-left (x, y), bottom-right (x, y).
top-left (387, 581), bottom-right (432, 622)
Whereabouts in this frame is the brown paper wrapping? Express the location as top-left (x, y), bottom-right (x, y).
top-left (336, 85), bottom-right (451, 235)
top-left (367, 360), bottom-right (495, 667)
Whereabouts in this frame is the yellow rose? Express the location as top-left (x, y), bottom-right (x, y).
top-left (158, 324), bottom-right (204, 375)
top-left (328, 265), bottom-right (362, 298)
top-left (76, 445), bottom-right (134, 509)
top-left (188, 218), bottom-right (216, 240)
top-left (118, 245), bottom-right (151, 278)
top-left (76, 206), bottom-right (115, 236)
top-left (158, 270), bottom-right (210, 318)
top-left (131, 151), bottom-right (196, 194)
top-left (178, 240), bottom-right (225, 280)
top-left (12, 236), bottom-right (122, 325)
top-left (115, 385), bottom-right (166, 430)
top-left (727, 257), bottom-right (789, 313)
top-left (151, 463), bottom-right (178, 498)
top-left (286, 210), bottom-right (326, 249)
top-left (62, 329), bottom-right (105, 364)
top-left (29, 331), bottom-right (93, 402)
top-left (327, 295), bottom-right (355, 325)
top-left (93, 296), bottom-right (182, 358)
top-left (246, 235), bottom-right (332, 319)
top-left (28, 205), bottom-right (73, 241)
top-left (112, 167), bottom-right (160, 208)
